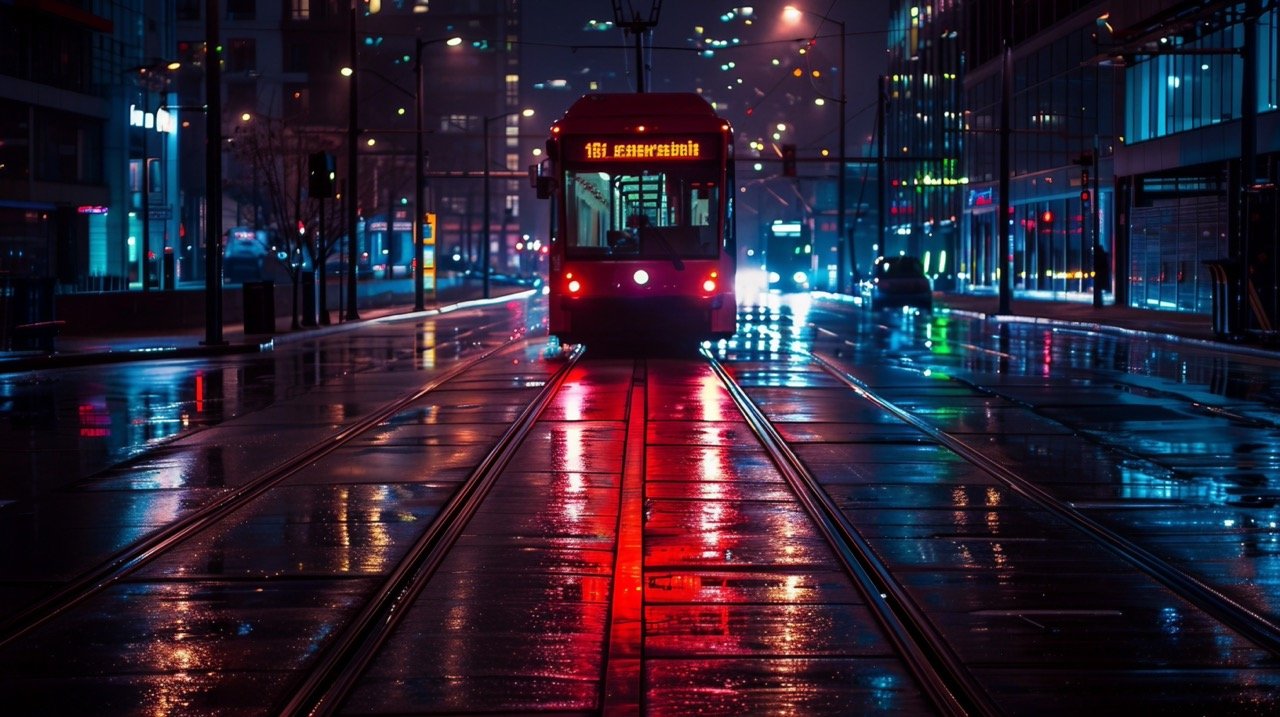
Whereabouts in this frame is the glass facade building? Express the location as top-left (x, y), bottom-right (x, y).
top-left (3, 0), bottom-right (530, 316)
top-left (1113, 1), bottom-right (1278, 330)
top-left (884, 1), bottom-right (966, 290)
top-left (933, 0), bottom-right (1277, 332)
top-left (0, 0), bottom-right (162, 290)
top-left (956, 0), bottom-right (1115, 300)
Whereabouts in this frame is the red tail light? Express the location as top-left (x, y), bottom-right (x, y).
top-left (702, 270), bottom-right (719, 293)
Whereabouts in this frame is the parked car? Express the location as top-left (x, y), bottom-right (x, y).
top-left (866, 255), bottom-right (932, 312)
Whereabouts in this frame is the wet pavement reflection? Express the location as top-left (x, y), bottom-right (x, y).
top-left (720, 291), bottom-right (1280, 712)
top-left (0, 300), bottom-right (561, 713)
top-left (2, 289), bottom-right (1280, 713)
top-left (0, 310), bottom-right (503, 504)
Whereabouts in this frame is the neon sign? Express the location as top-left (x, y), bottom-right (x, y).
top-left (968, 188), bottom-right (993, 207)
top-left (129, 104), bottom-right (175, 134)
top-left (582, 139), bottom-right (703, 160)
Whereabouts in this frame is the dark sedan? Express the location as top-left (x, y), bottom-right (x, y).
top-left (865, 255), bottom-right (932, 312)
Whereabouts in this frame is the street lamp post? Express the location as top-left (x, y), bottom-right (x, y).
top-left (414, 40), bottom-right (426, 311)
top-left (346, 27), bottom-right (459, 314)
top-left (835, 16), bottom-right (847, 295)
top-left (204, 0), bottom-right (225, 346)
top-left (784, 6), bottom-right (848, 294)
top-left (345, 2), bottom-right (361, 321)
top-left (482, 108), bottom-right (533, 299)
top-left (414, 35), bottom-right (461, 312)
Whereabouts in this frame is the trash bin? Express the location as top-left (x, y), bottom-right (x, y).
top-left (1203, 259), bottom-right (1237, 338)
top-left (243, 281), bottom-right (276, 335)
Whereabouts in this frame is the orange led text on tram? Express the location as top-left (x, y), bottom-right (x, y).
top-left (583, 140), bottom-right (703, 160)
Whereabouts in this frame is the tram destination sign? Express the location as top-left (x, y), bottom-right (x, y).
top-left (570, 135), bottom-right (719, 162)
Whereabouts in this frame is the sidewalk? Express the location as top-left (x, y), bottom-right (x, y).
top-left (0, 281), bottom-right (535, 373)
top-left (936, 292), bottom-right (1225, 344)
top-left (2, 289), bottom-right (1274, 373)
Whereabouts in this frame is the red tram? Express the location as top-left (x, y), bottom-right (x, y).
top-left (535, 93), bottom-right (736, 344)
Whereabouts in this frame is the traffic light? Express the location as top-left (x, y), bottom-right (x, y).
top-left (781, 144), bottom-right (797, 177)
top-left (308, 152), bottom-right (335, 199)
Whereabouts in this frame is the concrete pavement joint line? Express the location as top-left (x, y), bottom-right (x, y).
top-left (600, 358), bottom-right (647, 713)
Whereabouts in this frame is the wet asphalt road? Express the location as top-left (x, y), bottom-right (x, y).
top-left (0, 291), bottom-right (1278, 714)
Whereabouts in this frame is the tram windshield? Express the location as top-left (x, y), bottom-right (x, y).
top-left (564, 166), bottom-right (720, 259)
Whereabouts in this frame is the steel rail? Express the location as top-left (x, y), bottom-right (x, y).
top-left (0, 330), bottom-right (522, 647)
top-left (807, 348), bottom-right (1280, 658)
top-left (704, 348), bottom-right (999, 717)
top-left (282, 344), bottom-right (585, 716)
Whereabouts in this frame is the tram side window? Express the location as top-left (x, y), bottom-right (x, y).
top-left (567, 170), bottom-right (611, 251)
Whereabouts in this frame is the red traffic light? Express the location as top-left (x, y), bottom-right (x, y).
top-left (1080, 190), bottom-right (1091, 204)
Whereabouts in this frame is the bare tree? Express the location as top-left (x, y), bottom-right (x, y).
top-left (226, 117), bottom-right (344, 328)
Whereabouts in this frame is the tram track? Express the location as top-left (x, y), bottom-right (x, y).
top-left (799, 346), bottom-right (1280, 658)
top-left (4, 314), bottom-right (1276, 713)
top-left (281, 344), bottom-right (585, 715)
top-left (289, 352), bottom-right (992, 715)
top-left (705, 349), bottom-right (997, 717)
top-left (0, 330), bottom-right (536, 647)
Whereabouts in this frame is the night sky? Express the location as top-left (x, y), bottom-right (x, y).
top-left (520, 1), bottom-right (890, 156)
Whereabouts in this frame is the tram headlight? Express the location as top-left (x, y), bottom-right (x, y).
top-left (567, 278), bottom-right (582, 293)
top-left (792, 271), bottom-right (809, 287)
top-left (633, 269), bottom-right (650, 285)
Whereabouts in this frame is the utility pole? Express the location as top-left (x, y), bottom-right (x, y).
top-left (877, 75), bottom-right (887, 282)
top-left (345, 2), bottom-right (361, 320)
top-left (612, 0), bottom-right (660, 93)
top-left (998, 41), bottom-right (1012, 315)
top-left (203, 0), bottom-right (225, 346)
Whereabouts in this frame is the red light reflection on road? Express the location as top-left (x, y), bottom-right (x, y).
top-left (697, 374), bottom-right (726, 421)
top-left (78, 399), bottom-right (110, 438)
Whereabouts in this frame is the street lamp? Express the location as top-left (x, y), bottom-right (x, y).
top-left (204, 8), bottom-right (225, 346)
top-left (482, 107), bottom-right (534, 299)
top-left (344, 2), bottom-right (362, 321)
top-left (414, 35), bottom-right (462, 311)
top-left (345, 24), bottom-right (459, 314)
top-left (784, 5), bottom-right (848, 294)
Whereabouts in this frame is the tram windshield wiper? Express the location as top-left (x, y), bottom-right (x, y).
top-left (640, 227), bottom-right (685, 272)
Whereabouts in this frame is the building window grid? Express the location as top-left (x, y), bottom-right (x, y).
top-left (1259, 7), bottom-right (1278, 111)
top-left (957, 20), bottom-right (1112, 296)
top-left (1124, 16), bottom-right (1271, 143)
